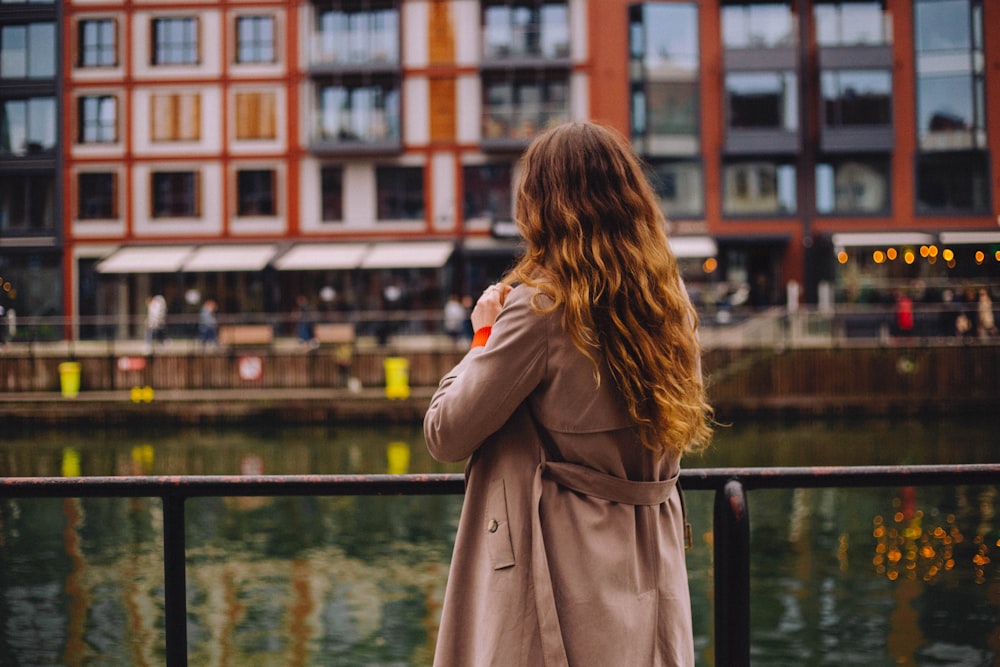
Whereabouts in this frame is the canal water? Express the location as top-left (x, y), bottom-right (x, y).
top-left (1, 416), bottom-right (999, 666)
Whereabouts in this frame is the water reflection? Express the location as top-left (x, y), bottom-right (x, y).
top-left (1, 418), bottom-right (1000, 665)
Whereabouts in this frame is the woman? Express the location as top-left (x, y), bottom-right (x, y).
top-left (424, 122), bottom-right (712, 666)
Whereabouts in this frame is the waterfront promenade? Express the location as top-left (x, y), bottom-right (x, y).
top-left (2, 308), bottom-right (998, 426)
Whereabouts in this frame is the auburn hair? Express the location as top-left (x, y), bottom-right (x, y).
top-left (504, 122), bottom-right (712, 458)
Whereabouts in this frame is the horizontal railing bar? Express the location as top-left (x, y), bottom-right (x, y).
top-left (2, 464), bottom-right (1000, 499)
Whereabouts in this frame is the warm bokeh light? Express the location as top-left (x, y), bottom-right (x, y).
top-left (919, 245), bottom-right (929, 258)
top-left (975, 250), bottom-right (985, 264)
top-left (886, 247), bottom-right (898, 261)
top-left (702, 257), bottom-right (718, 273)
top-left (928, 245), bottom-right (939, 258)
top-left (873, 250), bottom-right (886, 263)
top-left (837, 250), bottom-right (849, 264)
top-left (942, 248), bottom-right (954, 262)
top-left (903, 250), bottom-right (915, 264)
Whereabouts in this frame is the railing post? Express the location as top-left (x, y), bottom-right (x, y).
top-left (714, 478), bottom-right (750, 667)
top-left (162, 495), bottom-right (188, 667)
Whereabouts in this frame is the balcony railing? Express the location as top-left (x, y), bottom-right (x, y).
top-left (2, 465), bottom-right (998, 667)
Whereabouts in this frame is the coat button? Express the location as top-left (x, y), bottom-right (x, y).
top-left (487, 518), bottom-right (499, 533)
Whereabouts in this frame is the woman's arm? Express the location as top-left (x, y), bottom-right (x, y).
top-left (424, 286), bottom-right (548, 462)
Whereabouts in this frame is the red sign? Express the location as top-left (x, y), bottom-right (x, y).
top-left (117, 357), bottom-right (147, 372)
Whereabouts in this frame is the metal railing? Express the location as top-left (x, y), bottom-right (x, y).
top-left (3, 303), bottom-right (998, 351)
top-left (3, 464), bottom-right (999, 667)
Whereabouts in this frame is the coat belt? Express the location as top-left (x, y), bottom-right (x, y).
top-left (531, 460), bottom-right (680, 666)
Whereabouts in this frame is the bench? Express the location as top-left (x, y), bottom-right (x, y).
top-left (218, 324), bottom-right (275, 347)
top-left (314, 323), bottom-right (356, 345)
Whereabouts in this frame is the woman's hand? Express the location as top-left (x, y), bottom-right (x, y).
top-left (471, 284), bottom-right (512, 332)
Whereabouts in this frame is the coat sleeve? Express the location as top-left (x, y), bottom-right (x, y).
top-left (424, 287), bottom-right (548, 463)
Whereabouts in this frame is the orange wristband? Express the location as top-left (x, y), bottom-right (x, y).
top-left (471, 326), bottom-right (492, 348)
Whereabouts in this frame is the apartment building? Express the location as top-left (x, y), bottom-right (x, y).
top-left (0, 0), bottom-right (61, 324)
top-left (3, 0), bottom-right (999, 339)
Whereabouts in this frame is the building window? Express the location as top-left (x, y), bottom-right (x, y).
top-left (463, 163), bottom-right (513, 222)
top-left (914, 0), bottom-right (985, 151)
top-left (151, 93), bottom-right (200, 142)
top-left (317, 79), bottom-right (400, 143)
top-left (78, 172), bottom-right (117, 219)
top-left (916, 152), bottom-right (989, 214)
top-left (483, 71), bottom-right (569, 141)
top-left (236, 15), bottom-right (275, 64)
top-left (152, 17), bottom-right (198, 66)
top-left (1, 23), bottom-right (56, 78)
top-left (483, 1), bottom-right (569, 60)
top-left (629, 3), bottom-right (700, 156)
top-left (814, 2), bottom-right (890, 47)
top-left (376, 166), bottom-right (423, 220)
top-left (316, 3), bottom-right (399, 65)
top-left (815, 158), bottom-right (889, 215)
top-left (0, 173), bottom-right (55, 233)
top-left (79, 19), bottom-right (117, 67)
top-left (722, 160), bottom-right (796, 215)
top-left (821, 70), bottom-right (892, 127)
top-left (1, 97), bottom-right (56, 155)
top-left (235, 92), bottom-right (277, 140)
top-left (151, 171), bottom-right (199, 218)
top-left (78, 96), bottom-right (118, 144)
top-left (645, 160), bottom-right (704, 219)
top-left (726, 72), bottom-right (798, 131)
top-left (320, 166), bottom-right (343, 222)
top-left (236, 169), bottom-right (276, 216)
top-left (721, 2), bottom-right (795, 49)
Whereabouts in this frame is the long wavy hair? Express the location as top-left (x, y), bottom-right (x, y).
top-left (504, 122), bottom-right (713, 458)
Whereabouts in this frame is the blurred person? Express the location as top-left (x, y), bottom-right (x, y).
top-left (443, 294), bottom-right (468, 344)
top-left (424, 122), bottom-right (713, 666)
top-left (978, 288), bottom-right (997, 338)
top-left (198, 299), bottom-right (219, 349)
top-left (144, 294), bottom-right (167, 352)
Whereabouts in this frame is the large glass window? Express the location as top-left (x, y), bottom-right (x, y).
top-left (645, 160), bottom-right (704, 219)
top-left (79, 19), bottom-right (117, 67)
top-left (318, 79), bottom-right (400, 143)
top-left (0, 173), bottom-right (55, 233)
top-left (78, 95), bottom-right (118, 144)
top-left (0, 23), bottom-right (56, 78)
top-left (814, 2), bottom-right (890, 46)
top-left (916, 152), bottom-right (989, 213)
top-left (151, 171), bottom-right (199, 218)
top-left (721, 3), bottom-right (794, 49)
top-left (78, 172), bottom-right (117, 220)
top-left (483, 1), bottom-right (569, 59)
top-left (320, 166), bottom-right (343, 222)
top-left (722, 160), bottom-right (796, 215)
top-left (376, 166), bottom-right (423, 220)
top-left (1, 97), bottom-right (56, 155)
top-left (316, 3), bottom-right (398, 64)
top-left (629, 3), bottom-right (699, 154)
top-left (821, 70), bottom-right (892, 127)
top-left (726, 72), bottom-right (798, 130)
top-left (483, 71), bottom-right (568, 140)
top-left (237, 169), bottom-right (276, 216)
top-left (152, 17), bottom-right (198, 65)
top-left (815, 158), bottom-right (890, 214)
top-left (236, 16), bottom-right (275, 64)
top-left (463, 163), bottom-right (513, 222)
top-left (914, 0), bottom-right (985, 150)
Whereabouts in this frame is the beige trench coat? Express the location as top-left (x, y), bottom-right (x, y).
top-left (424, 285), bottom-right (694, 666)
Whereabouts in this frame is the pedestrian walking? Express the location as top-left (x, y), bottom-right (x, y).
top-left (424, 121), bottom-right (713, 666)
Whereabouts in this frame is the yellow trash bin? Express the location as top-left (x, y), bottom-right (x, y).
top-left (384, 357), bottom-right (410, 399)
top-left (59, 361), bottom-right (81, 398)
